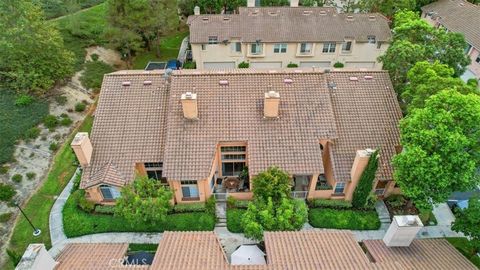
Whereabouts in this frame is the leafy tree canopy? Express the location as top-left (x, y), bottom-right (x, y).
top-left (0, 0), bottom-right (74, 95)
top-left (115, 175), bottom-right (173, 227)
top-left (356, 0), bottom-right (416, 17)
top-left (452, 197), bottom-right (480, 253)
top-left (352, 150), bottom-right (379, 209)
top-left (402, 61), bottom-right (478, 111)
top-left (252, 166), bottom-right (292, 203)
top-left (393, 90), bottom-right (480, 210)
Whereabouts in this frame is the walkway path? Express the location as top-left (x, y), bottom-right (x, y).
top-left (216, 201), bottom-right (227, 228)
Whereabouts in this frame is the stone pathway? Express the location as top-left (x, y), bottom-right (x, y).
top-left (433, 203), bottom-right (456, 226)
top-left (216, 201), bottom-right (227, 227)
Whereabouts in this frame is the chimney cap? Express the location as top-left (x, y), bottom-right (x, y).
top-left (181, 92), bottom-right (197, 99)
top-left (394, 215), bottom-right (423, 227)
top-left (71, 132), bottom-right (89, 146)
top-left (265, 90), bottom-right (280, 98)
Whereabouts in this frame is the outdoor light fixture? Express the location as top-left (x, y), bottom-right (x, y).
top-left (15, 200), bottom-right (41, 237)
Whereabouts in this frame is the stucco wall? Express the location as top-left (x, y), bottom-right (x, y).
top-left (467, 47), bottom-right (480, 79)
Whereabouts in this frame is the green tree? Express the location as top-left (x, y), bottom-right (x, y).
top-left (252, 166), bottom-right (292, 203)
top-left (115, 175), bottom-right (173, 227)
top-left (356, 0), bottom-right (416, 17)
top-left (402, 61), bottom-right (478, 111)
top-left (0, 0), bottom-right (74, 95)
top-left (352, 150), bottom-right (379, 209)
top-left (241, 167), bottom-right (308, 240)
top-left (393, 90), bottom-right (480, 210)
top-left (452, 197), bottom-right (480, 253)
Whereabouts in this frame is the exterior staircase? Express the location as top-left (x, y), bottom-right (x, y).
top-left (215, 201), bottom-right (227, 227)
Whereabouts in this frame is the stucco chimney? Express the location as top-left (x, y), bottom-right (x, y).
top-left (383, 215), bottom-right (424, 247)
top-left (264, 91), bottom-right (280, 118)
top-left (344, 149), bottom-right (374, 201)
top-left (194, 6), bottom-right (200, 15)
top-left (181, 92), bottom-right (198, 119)
top-left (290, 0), bottom-right (299, 7)
top-left (71, 132), bottom-right (93, 168)
top-left (247, 0), bottom-right (256, 7)
top-left (15, 244), bottom-right (57, 270)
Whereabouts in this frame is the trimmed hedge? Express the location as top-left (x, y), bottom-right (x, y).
top-left (94, 205), bottom-right (115, 214)
top-left (308, 199), bottom-right (352, 209)
top-left (173, 202), bottom-right (206, 213)
top-left (227, 196), bottom-right (251, 209)
top-left (352, 150), bottom-right (379, 209)
top-left (309, 208), bottom-right (380, 230)
top-left (227, 208), bottom-right (245, 233)
top-left (238, 61), bottom-right (249, 68)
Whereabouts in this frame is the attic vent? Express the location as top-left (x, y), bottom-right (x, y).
top-left (364, 75), bottom-right (373, 80)
top-left (219, 80), bottom-right (229, 86)
top-left (268, 11), bottom-right (278, 16)
top-left (459, 2), bottom-right (465, 6)
top-left (143, 80), bottom-right (152, 85)
top-left (328, 82), bottom-right (337, 90)
top-left (223, 17), bottom-right (230, 21)
top-left (319, 10), bottom-right (327, 15)
top-left (202, 17), bottom-right (209, 22)
top-left (122, 81), bottom-right (131, 86)
top-left (303, 10), bottom-right (313, 16)
top-left (250, 9), bottom-right (259, 16)
top-left (284, 78), bottom-right (293, 84)
top-left (349, 76), bottom-right (358, 81)
top-left (346, 15), bottom-right (354, 21)
top-left (368, 15), bottom-right (376, 21)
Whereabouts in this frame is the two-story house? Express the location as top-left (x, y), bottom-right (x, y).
top-left (187, 4), bottom-right (391, 70)
top-left (71, 69), bottom-right (402, 205)
top-left (422, 0), bottom-right (480, 83)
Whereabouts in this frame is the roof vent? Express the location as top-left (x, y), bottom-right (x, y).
top-left (346, 15), bottom-right (354, 21)
top-left (219, 80), bottom-right (229, 86)
top-left (202, 17), bottom-right (209, 22)
top-left (143, 80), bottom-right (152, 85)
top-left (364, 75), bottom-right (373, 80)
top-left (319, 10), bottom-right (327, 15)
top-left (328, 82), bottom-right (337, 90)
top-left (325, 69), bottom-right (331, 73)
top-left (268, 11), bottom-right (278, 16)
top-left (122, 81), bottom-right (131, 86)
top-left (284, 78), bottom-right (293, 84)
top-left (349, 76), bottom-right (358, 81)
top-left (303, 10), bottom-right (313, 16)
top-left (368, 15), bottom-right (376, 21)
top-left (250, 9), bottom-right (259, 16)
top-left (223, 17), bottom-right (230, 21)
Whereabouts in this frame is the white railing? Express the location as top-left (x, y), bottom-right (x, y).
top-left (291, 191), bottom-right (308, 199)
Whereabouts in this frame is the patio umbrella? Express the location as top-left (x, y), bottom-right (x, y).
top-left (231, 245), bottom-right (266, 265)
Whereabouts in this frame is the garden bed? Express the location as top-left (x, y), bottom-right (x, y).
top-left (62, 195), bottom-right (215, 237)
top-left (226, 208), bottom-right (246, 233)
top-left (309, 208), bottom-right (380, 230)
top-left (384, 195), bottom-right (437, 226)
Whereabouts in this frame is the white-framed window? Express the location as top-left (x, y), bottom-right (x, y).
top-left (367, 35), bottom-right (376, 44)
top-left (274, 43), bottom-right (287, 53)
top-left (100, 185), bottom-right (121, 200)
top-left (220, 146), bottom-right (246, 176)
top-left (201, 44), bottom-right (207, 50)
top-left (251, 43), bottom-right (263, 55)
top-left (208, 36), bottom-right (218, 44)
top-left (322, 42), bottom-right (336, 53)
top-left (181, 180), bottom-right (199, 199)
top-left (341, 41), bottom-right (352, 53)
top-left (333, 182), bottom-right (345, 194)
top-left (231, 42), bottom-right (241, 53)
top-left (144, 162), bottom-right (168, 186)
top-left (300, 43), bottom-right (313, 54)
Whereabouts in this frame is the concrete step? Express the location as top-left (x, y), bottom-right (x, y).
top-left (216, 223), bottom-right (227, 227)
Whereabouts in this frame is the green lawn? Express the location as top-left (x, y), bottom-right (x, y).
top-left (446, 237), bottom-right (480, 268)
top-left (309, 208), bottom-right (381, 230)
top-left (227, 208), bottom-right (246, 233)
top-left (0, 92), bottom-right (49, 164)
top-left (5, 115), bottom-right (94, 269)
top-left (63, 196), bottom-right (215, 237)
top-left (55, 3), bottom-right (107, 70)
top-left (132, 31), bottom-right (189, 69)
top-left (37, 0), bottom-right (105, 19)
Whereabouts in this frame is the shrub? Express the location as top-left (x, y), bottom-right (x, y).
top-left (49, 142), bottom-right (59, 151)
top-left (90, 53), bottom-right (99, 61)
top-left (59, 116), bottom-right (73, 126)
top-left (183, 61), bottom-right (196, 69)
top-left (308, 199), bottom-right (352, 209)
top-left (0, 212), bottom-right (13, 223)
top-left (11, 174), bottom-right (23, 183)
top-left (0, 165), bottom-right (9, 174)
top-left (352, 150), bottom-right (379, 209)
top-left (15, 95), bottom-right (34, 106)
top-left (333, 62), bottom-right (344, 68)
top-left (227, 196), bottom-right (250, 209)
top-left (0, 183), bottom-right (16, 201)
top-left (26, 172), bottom-right (36, 180)
top-left (75, 102), bottom-right (86, 112)
top-left (205, 196), bottom-right (216, 216)
top-left (71, 189), bottom-right (95, 212)
top-left (95, 205), bottom-right (116, 214)
top-left (238, 61), bottom-right (249, 68)
top-left (227, 208), bottom-right (245, 233)
top-left (55, 95), bottom-right (68, 105)
top-left (173, 203), bottom-right (206, 213)
top-left (24, 127), bottom-right (41, 140)
top-left (72, 173), bottom-right (81, 191)
top-left (43, 115), bottom-right (58, 130)
top-left (79, 61), bottom-right (114, 92)
top-left (467, 78), bottom-right (478, 87)
top-left (287, 62), bottom-right (298, 68)
top-left (6, 249), bottom-right (21, 267)
top-left (309, 208), bottom-right (380, 230)
top-left (385, 194), bottom-right (406, 208)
